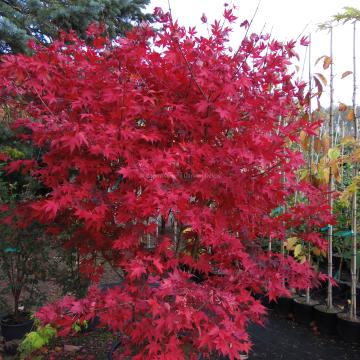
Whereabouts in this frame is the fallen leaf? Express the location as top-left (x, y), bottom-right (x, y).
top-left (64, 344), bottom-right (82, 352)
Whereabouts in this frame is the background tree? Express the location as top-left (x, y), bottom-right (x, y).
top-left (314, 7), bottom-right (360, 331)
top-left (0, 0), bottom-right (151, 54)
top-left (333, 6), bottom-right (359, 322)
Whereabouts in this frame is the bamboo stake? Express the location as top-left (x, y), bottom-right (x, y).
top-left (306, 34), bottom-right (313, 305)
top-left (268, 235), bottom-right (272, 254)
top-left (350, 21), bottom-right (357, 320)
top-left (327, 26), bottom-right (334, 310)
top-left (280, 117), bottom-right (286, 288)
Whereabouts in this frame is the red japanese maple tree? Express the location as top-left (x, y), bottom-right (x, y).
top-left (0, 5), bottom-right (332, 359)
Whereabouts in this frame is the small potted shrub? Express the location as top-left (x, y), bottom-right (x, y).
top-left (291, 241), bottom-right (319, 325)
top-left (0, 110), bottom-right (50, 343)
top-left (314, 231), bottom-right (350, 335)
top-left (53, 243), bottom-right (97, 332)
top-left (0, 220), bottom-right (50, 343)
top-left (53, 245), bottom-right (90, 299)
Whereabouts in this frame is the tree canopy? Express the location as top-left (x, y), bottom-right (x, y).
top-left (0, 6), bottom-right (332, 358)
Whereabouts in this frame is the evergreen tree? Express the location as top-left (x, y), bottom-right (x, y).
top-left (0, 0), bottom-right (151, 54)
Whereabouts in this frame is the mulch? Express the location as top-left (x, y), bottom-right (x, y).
top-left (23, 328), bottom-right (116, 360)
top-left (1, 310), bottom-right (356, 359)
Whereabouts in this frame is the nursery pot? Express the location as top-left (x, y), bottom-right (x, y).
top-left (333, 280), bottom-right (348, 298)
top-left (313, 304), bottom-right (341, 335)
top-left (274, 297), bottom-right (293, 318)
top-left (108, 338), bottom-right (122, 360)
top-left (332, 253), bottom-right (342, 271)
top-left (0, 312), bottom-right (34, 342)
top-left (337, 313), bottom-right (360, 343)
top-left (293, 297), bottom-right (319, 325)
top-left (261, 296), bottom-right (275, 310)
top-left (337, 282), bottom-right (360, 305)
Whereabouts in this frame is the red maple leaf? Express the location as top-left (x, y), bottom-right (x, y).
top-left (128, 260), bottom-right (147, 280)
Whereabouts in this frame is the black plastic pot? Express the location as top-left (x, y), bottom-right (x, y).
top-left (313, 304), bottom-right (341, 335)
top-left (333, 281), bottom-right (348, 298)
top-left (339, 282), bottom-right (360, 305)
top-left (274, 297), bottom-right (293, 318)
top-left (293, 297), bottom-right (318, 325)
top-left (261, 296), bottom-right (275, 310)
top-left (332, 254), bottom-right (342, 271)
top-left (337, 313), bottom-right (360, 343)
top-left (0, 313), bottom-right (34, 341)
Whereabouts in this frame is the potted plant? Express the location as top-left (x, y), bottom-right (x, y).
top-left (333, 230), bottom-right (352, 284)
top-left (288, 239), bottom-right (319, 325)
top-left (314, 230), bottom-right (350, 334)
top-left (0, 220), bottom-right (50, 343)
top-left (311, 25), bottom-right (341, 334)
top-left (327, 8), bottom-right (360, 343)
top-left (0, 103), bottom-right (51, 344)
top-left (268, 208), bottom-right (294, 317)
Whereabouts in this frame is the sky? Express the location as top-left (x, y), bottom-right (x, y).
top-left (147, 0), bottom-right (360, 106)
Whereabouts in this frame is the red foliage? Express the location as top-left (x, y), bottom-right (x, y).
top-left (0, 6), bottom-right (332, 360)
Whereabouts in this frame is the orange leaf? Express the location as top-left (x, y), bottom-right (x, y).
top-left (314, 137), bottom-right (322, 153)
top-left (331, 163), bottom-right (341, 183)
top-left (352, 148), bottom-right (360, 162)
top-left (313, 76), bottom-right (323, 97)
top-left (323, 56), bottom-right (332, 70)
top-left (314, 73), bottom-right (327, 87)
top-left (341, 71), bottom-right (353, 79)
top-left (347, 109), bottom-right (355, 121)
top-left (338, 103), bottom-right (347, 112)
top-left (315, 55), bottom-right (326, 66)
top-left (323, 167), bottom-right (330, 185)
top-left (299, 131), bottom-right (309, 151)
top-left (322, 135), bottom-right (330, 153)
